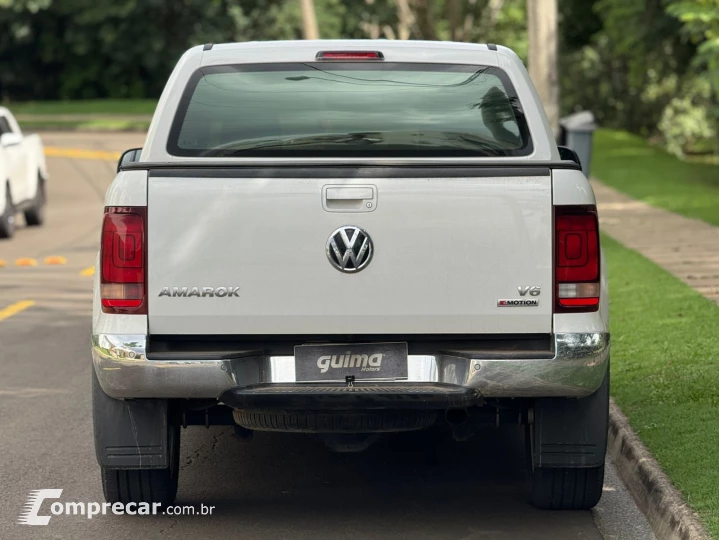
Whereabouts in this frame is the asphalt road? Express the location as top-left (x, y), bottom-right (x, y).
top-left (0, 133), bottom-right (655, 540)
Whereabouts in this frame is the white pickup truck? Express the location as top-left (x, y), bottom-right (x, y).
top-left (0, 107), bottom-right (48, 238)
top-left (91, 41), bottom-right (609, 511)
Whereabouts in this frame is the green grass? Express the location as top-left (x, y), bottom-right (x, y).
top-left (7, 99), bottom-right (156, 116)
top-left (604, 233), bottom-right (719, 536)
top-left (19, 119), bottom-right (151, 132)
top-left (593, 129), bottom-right (719, 227)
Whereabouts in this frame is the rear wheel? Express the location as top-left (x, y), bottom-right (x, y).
top-left (528, 367), bottom-right (609, 510)
top-left (0, 184), bottom-right (15, 239)
top-left (100, 421), bottom-right (180, 506)
top-left (94, 367), bottom-right (181, 506)
top-left (24, 173), bottom-right (45, 227)
top-left (529, 464), bottom-right (605, 510)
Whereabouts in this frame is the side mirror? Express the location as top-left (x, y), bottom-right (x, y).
top-left (558, 145), bottom-right (582, 169)
top-left (117, 148), bottom-right (142, 172)
top-left (0, 132), bottom-right (22, 147)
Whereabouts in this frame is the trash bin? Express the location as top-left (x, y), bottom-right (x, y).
top-left (559, 111), bottom-right (596, 177)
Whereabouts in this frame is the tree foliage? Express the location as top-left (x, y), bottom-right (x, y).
top-left (0, 0), bottom-right (241, 99)
top-left (0, 0), bottom-right (716, 153)
top-left (560, 0), bottom-right (697, 136)
top-left (668, 0), bottom-right (719, 98)
top-left (0, 0), bottom-right (531, 100)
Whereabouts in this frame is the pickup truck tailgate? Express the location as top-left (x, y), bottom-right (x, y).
top-left (147, 172), bottom-right (553, 335)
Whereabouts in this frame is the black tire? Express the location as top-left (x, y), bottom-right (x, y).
top-left (100, 421), bottom-right (180, 506)
top-left (529, 464), bottom-right (605, 510)
top-left (528, 367), bottom-right (609, 510)
top-left (24, 174), bottom-right (45, 227)
top-left (234, 409), bottom-right (437, 433)
top-left (0, 184), bottom-right (15, 239)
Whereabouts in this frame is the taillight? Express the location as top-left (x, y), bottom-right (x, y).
top-left (101, 206), bottom-right (146, 314)
top-left (555, 205), bottom-right (600, 312)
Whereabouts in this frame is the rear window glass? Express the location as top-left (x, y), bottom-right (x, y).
top-left (168, 62), bottom-right (532, 158)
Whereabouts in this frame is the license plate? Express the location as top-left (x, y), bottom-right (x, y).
top-left (294, 342), bottom-right (408, 382)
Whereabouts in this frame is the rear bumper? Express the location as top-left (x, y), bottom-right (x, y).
top-left (92, 332), bottom-right (609, 400)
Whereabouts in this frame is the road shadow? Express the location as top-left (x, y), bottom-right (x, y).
top-left (166, 424), bottom-right (599, 540)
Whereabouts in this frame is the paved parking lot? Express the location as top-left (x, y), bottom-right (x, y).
top-left (0, 133), bottom-right (654, 539)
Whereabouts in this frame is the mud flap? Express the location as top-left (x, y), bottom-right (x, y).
top-left (92, 368), bottom-right (170, 469)
top-left (532, 366), bottom-right (609, 468)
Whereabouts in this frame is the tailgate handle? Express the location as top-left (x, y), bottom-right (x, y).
top-left (323, 185), bottom-right (377, 213)
top-left (326, 187), bottom-right (374, 200)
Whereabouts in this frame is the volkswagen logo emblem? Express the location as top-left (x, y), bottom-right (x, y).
top-left (326, 226), bottom-right (373, 273)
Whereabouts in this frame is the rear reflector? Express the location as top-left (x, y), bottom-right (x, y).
top-left (558, 297), bottom-right (600, 307)
top-left (555, 206), bottom-right (600, 312)
top-left (316, 51), bottom-right (384, 60)
top-left (101, 207), bottom-right (146, 314)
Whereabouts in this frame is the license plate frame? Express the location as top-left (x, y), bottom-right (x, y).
top-left (294, 342), bottom-right (409, 382)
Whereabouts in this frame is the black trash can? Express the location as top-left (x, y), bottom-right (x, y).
top-left (559, 111), bottom-right (596, 177)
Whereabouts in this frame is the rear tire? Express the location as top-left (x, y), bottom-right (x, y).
top-left (529, 465), bottom-right (605, 510)
top-left (0, 184), bottom-right (15, 239)
top-left (24, 174), bottom-right (45, 227)
top-left (528, 367), bottom-right (609, 510)
top-left (100, 422), bottom-right (180, 506)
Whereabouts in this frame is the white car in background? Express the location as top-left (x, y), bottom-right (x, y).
top-left (0, 106), bottom-right (48, 238)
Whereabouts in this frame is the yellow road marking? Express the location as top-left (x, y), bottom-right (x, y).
top-left (0, 387), bottom-right (69, 397)
top-left (80, 266), bottom-right (95, 276)
top-left (44, 147), bottom-right (121, 162)
top-left (0, 259), bottom-right (6, 267)
top-left (0, 300), bottom-right (35, 321)
top-left (44, 256), bottom-right (67, 265)
top-left (15, 258), bottom-right (37, 267)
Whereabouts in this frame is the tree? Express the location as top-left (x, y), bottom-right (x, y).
top-left (559, 0), bottom-right (696, 136)
top-left (300, 0), bottom-right (319, 39)
top-left (667, 0), bottom-right (719, 150)
top-left (527, 0), bottom-right (559, 134)
top-left (668, 0), bottom-right (719, 98)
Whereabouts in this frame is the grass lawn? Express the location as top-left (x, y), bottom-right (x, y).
top-left (19, 119), bottom-right (151, 132)
top-left (7, 99), bottom-right (157, 116)
top-left (593, 129), bottom-right (719, 227)
top-left (604, 233), bottom-right (719, 536)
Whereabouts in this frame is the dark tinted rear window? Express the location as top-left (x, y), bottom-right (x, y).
top-left (168, 62), bottom-right (532, 158)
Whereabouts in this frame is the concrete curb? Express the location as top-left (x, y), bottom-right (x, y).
top-left (608, 399), bottom-right (711, 540)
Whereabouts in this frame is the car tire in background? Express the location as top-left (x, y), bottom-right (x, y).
top-left (0, 183), bottom-right (15, 239)
top-left (23, 173), bottom-right (46, 227)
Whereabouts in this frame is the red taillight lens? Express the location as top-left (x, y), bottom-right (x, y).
top-left (316, 51), bottom-right (384, 60)
top-left (555, 206), bottom-right (600, 312)
top-left (101, 206), bottom-right (146, 314)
